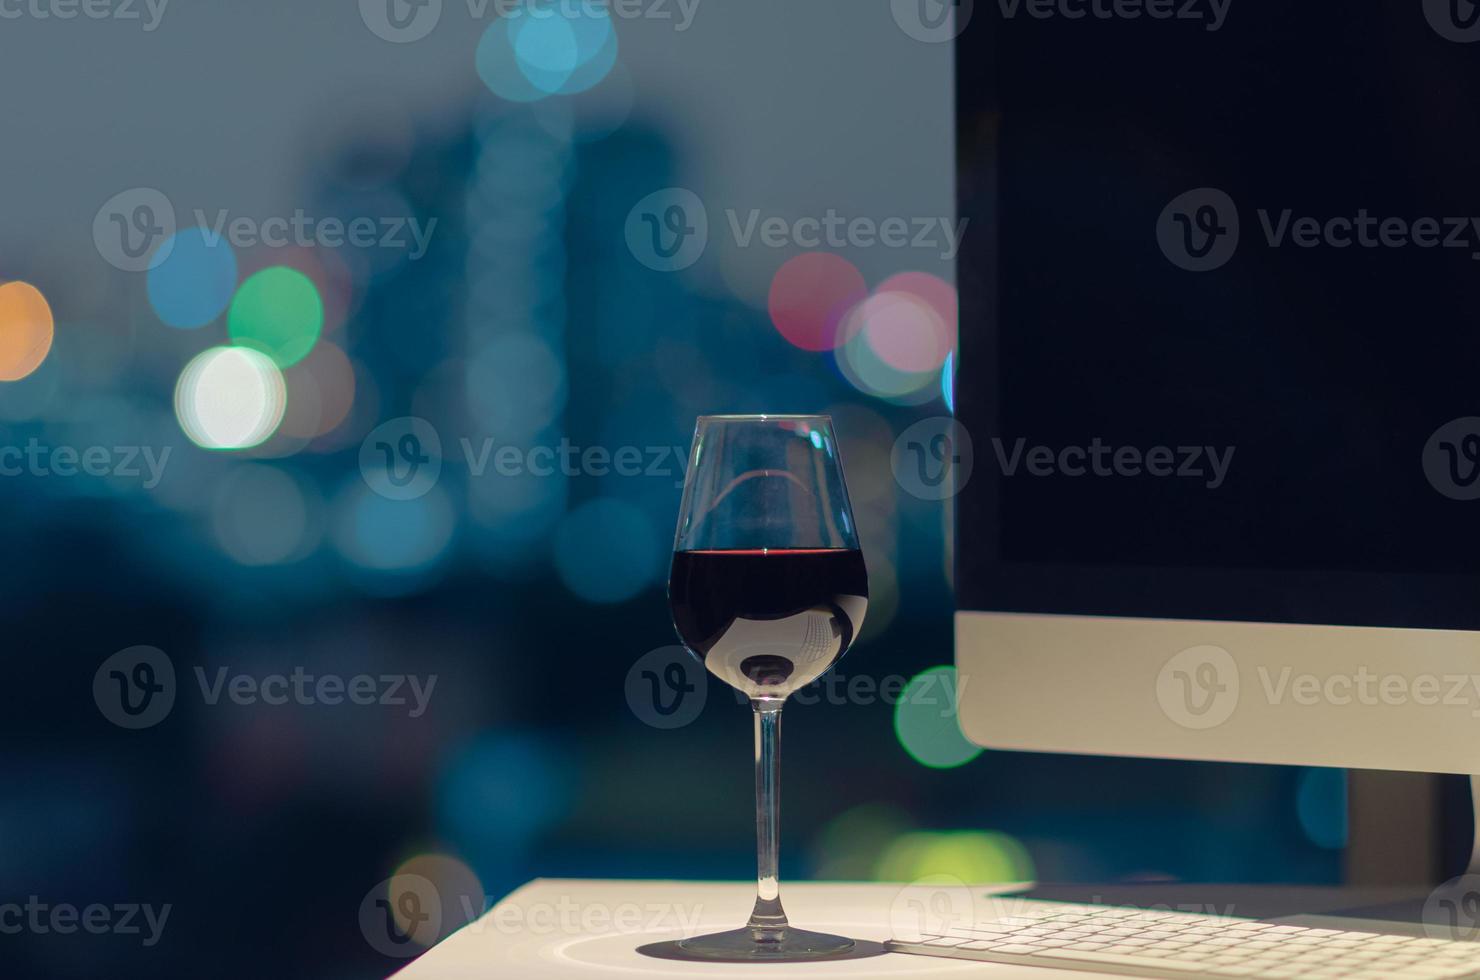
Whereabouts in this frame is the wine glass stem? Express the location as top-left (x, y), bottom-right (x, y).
top-left (748, 699), bottom-right (788, 942)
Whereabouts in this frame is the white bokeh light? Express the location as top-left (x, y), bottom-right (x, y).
top-left (175, 346), bottom-right (287, 450)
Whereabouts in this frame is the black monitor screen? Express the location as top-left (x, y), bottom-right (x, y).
top-left (956, 4), bottom-right (1480, 630)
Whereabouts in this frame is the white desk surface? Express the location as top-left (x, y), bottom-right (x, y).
top-left (391, 879), bottom-right (1137, 979)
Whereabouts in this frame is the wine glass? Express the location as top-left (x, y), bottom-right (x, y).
top-left (666, 415), bottom-right (868, 961)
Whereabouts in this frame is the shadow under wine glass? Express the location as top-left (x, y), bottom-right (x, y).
top-left (650, 415), bottom-right (874, 963)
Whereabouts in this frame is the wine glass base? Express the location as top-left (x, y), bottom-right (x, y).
top-left (647, 926), bottom-right (861, 962)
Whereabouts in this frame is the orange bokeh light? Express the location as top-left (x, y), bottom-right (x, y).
top-left (0, 281), bottom-right (54, 382)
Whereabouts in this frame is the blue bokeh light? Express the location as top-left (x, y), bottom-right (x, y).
top-left (476, 1), bottom-right (617, 102)
top-left (437, 732), bottom-right (573, 876)
top-left (146, 227), bottom-right (238, 329)
top-left (334, 482), bottom-right (455, 576)
top-left (1295, 767), bottom-right (1348, 850)
top-left (553, 497), bottom-right (660, 603)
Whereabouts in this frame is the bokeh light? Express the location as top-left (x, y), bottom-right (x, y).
top-left (552, 497), bottom-right (661, 603)
top-left (146, 227), bottom-right (239, 329)
top-left (767, 252), bottom-right (867, 352)
top-left (174, 346), bottom-right (287, 450)
top-left (811, 803), bottom-right (913, 881)
top-left (1295, 767), bottom-right (1348, 850)
top-left (531, 61), bottom-right (634, 143)
top-left (438, 732), bottom-right (573, 879)
top-left (875, 830), bottom-right (1035, 885)
top-left (390, 853), bottom-right (485, 945)
top-left (0, 281), bottom-right (54, 382)
top-left (942, 351), bottom-right (955, 413)
top-left (858, 552), bottom-right (898, 642)
top-left (476, 1), bottom-right (618, 103)
top-left (876, 271), bottom-right (957, 337)
top-left (280, 341), bottom-right (356, 441)
top-left (333, 483), bottom-right (455, 577)
top-left (239, 245), bottom-right (355, 336)
top-left (834, 312), bottom-right (941, 405)
top-left (853, 290), bottom-right (952, 374)
top-left (211, 464), bottom-right (314, 565)
top-left (465, 333), bottom-right (567, 440)
top-left (894, 666), bottom-right (983, 769)
top-left (227, 266), bottom-right (324, 368)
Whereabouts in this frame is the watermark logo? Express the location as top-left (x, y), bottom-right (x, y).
top-left (892, 0), bottom-right (972, 42)
top-left (360, 0), bottom-right (443, 42)
top-left (625, 647), bottom-right (959, 728)
top-left (626, 188), bottom-right (708, 272)
top-left (1157, 645), bottom-right (1239, 729)
top-left (93, 187), bottom-right (176, 273)
top-left (1425, 0), bottom-right (1480, 42)
top-left (1162, 191), bottom-right (1480, 269)
top-left (93, 188), bottom-right (436, 271)
top-left (893, 422), bottom-right (1235, 500)
top-left (360, 417), bottom-right (443, 501)
top-left (361, 421), bottom-right (697, 498)
top-left (94, 647), bottom-right (438, 728)
top-left (892, 417), bottom-right (974, 501)
top-left (1424, 417), bottom-right (1480, 501)
top-left (360, 874), bottom-right (443, 958)
top-left (725, 208), bottom-right (966, 260)
top-left (626, 189), bottom-right (966, 270)
top-left (1157, 188), bottom-right (1239, 272)
top-left (478, 895), bottom-right (705, 937)
top-left (463, 437), bottom-right (690, 487)
top-left (990, 437), bottom-right (1235, 489)
top-left (1424, 874), bottom-right (1480, 940)
top-left (888, 875), bottom-right (979, 943)
top-left (93, 646), bottom-right (175, 730)
top-left (625, 646), bottom-right (707, 729)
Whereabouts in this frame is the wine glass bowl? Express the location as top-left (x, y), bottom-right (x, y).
top-left (663, 415), bottom-right (868, 961)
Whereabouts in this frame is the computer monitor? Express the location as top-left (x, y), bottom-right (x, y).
top-left (953, 6), bottom-right (1480, 775)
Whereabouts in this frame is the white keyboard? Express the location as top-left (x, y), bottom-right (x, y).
top-left (886, 900), bottom-right (1480, 979)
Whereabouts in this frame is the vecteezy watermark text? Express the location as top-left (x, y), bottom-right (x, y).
top-left (991, 437), bottom-right (1235, 489)
top-left (359, 417), bottom-right (693, 500)
top-left (93, 646), bottom-right (437, 729)
top-left (623, 645), bottom-right (967, 729)
top-left (624, 188), bottom-right (966, 272)
top-left (1158, 645), bottom-right (1480, 730)
top-left (359, 0), bottom-right (698, 44)
top-left (191, 208), bottom-right (436, 259)
top-left (0, 440), bottom-right (170, 489)
top-left (891, 418), bottom-right (1235, 502)
top-left (0, 0), bottom-right (168, 31)
top-left (1159, 187), bottom-right (1480, 272)
top-left (359, 873), bottom-right (705, 958)
top-left (997, 0), bottom-right (1230, 30)
top-left (462, 438), bottom-right (689, 485)
top-left (0, 898), bottom-right (171, 947)
top-left (93, 187), bottom-right (436, 272)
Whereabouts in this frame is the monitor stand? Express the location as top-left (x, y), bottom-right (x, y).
top-left (1291, 774), bottom-right (1480, 938)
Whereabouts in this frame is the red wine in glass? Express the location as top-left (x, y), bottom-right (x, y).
top-left (669, 548), bottom-right (868, 701)
top-left (662, 415), bottom-right (869, 962)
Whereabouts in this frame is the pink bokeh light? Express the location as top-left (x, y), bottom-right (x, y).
top-left (767, 252), bottom-right (868, 352)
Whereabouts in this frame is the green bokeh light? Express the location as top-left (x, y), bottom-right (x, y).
top-left (874, 830), bottom-right (1035, 885)
top-left (228, 267), bottom-right (323, 368)
top-left (811, 803), bottom-right (913, 881)
top-left (893, 665), bottom-right (983, 769)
